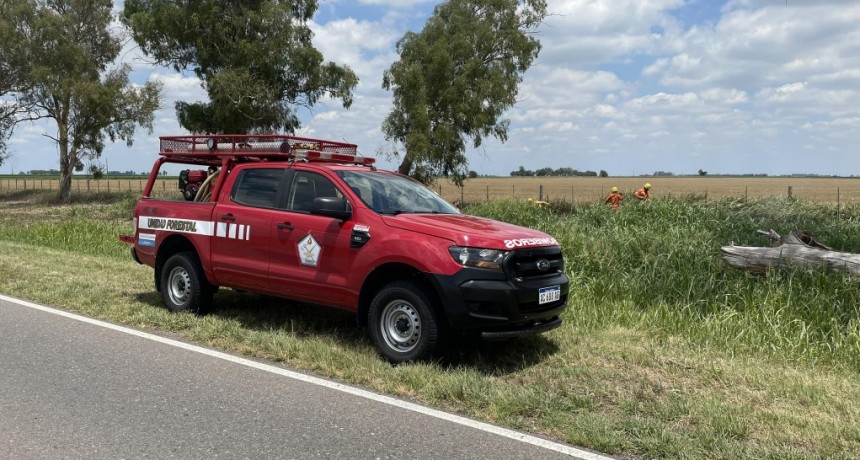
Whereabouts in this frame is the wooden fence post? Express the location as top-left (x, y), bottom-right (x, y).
top-left (837, 187), bottom-right (841, 220)
top-left (788, 186), bottom-right (793, 199)
top-left (486, 185), bottom-right (489, 202)
top-left (460, 185), bottom-right (464, 206)
top-left (539, 184), bottom-right (544, 201)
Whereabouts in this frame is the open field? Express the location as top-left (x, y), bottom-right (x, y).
top-left (0, 176), bottom-right (167, 194)
top-left (435, 176), bottom-right (860, 205)
top-left (1, 189), bottom-right (859, 459)
top-left (4, 175), bottom-right (860, 205)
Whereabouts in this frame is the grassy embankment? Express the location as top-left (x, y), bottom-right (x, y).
top-left (1, 189), bottom-right (859, 459)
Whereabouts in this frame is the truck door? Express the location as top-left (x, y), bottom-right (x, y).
top-left (268, 170), bottom-right (354, 305)
top-left (210, 167), bottom-right (286, 291)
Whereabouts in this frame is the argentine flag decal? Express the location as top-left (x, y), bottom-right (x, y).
top-left (138, 232), bottom-right (156, 247)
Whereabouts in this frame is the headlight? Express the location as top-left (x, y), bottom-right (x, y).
top-left (448, 246), bottom-right (508, 270)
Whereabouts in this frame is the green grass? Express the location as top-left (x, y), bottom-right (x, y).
top-left (466, 196), bottom-right (860, 370)
top-left (1, 190), bottom-right (860, 459)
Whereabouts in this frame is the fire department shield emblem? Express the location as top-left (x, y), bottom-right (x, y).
top-left (298, 233), bottom-right (321, 267)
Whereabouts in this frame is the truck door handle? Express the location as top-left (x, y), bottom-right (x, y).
top-left (221, 214), bottom-right (236, 222)
top-left (277, 222), bottom-right (294, 231)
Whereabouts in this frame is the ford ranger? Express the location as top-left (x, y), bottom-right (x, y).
top-left (121, 135), bottom-right (568, 362)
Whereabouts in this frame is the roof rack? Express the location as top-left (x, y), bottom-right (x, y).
top-left (158, 134), bottom-right (374, 166)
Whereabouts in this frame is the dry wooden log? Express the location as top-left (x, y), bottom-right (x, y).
top-left (754, 229), bottom-right (832, 249)
top-left (721, 230), bottom-right (860, 278)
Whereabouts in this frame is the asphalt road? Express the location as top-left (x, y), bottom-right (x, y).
top-left (0, 295), bottom-right (610, 459)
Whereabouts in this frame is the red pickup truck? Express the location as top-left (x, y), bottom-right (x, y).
top-left (122, 135), bottom-right (568, 362)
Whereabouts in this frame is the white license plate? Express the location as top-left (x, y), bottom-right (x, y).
top-left (538, 285), bottom-right (561, 305)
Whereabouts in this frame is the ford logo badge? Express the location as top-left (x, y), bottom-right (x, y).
top-left (536, 259), bottom-right (550, 271)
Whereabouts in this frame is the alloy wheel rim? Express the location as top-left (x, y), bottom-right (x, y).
top-left (380, 300), bottom-right (421, 352)
top-left (167, 266), bottom-right (191, 306)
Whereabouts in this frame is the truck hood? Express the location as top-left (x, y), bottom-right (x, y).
top-left (381, 213), bottom-right (559, 250)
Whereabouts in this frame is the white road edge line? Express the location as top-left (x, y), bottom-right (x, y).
top-left (0, 293), bottom-right (613, 460)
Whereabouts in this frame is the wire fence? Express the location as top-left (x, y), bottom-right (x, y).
top-left (3, 176), bottom-right (860, 205)
top-left (0, 178), bottom-right (170, 194)
top-left (433, 177), bottom-right (860, 206)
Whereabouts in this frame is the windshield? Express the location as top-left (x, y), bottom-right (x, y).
top-left (336, 170), bottom-right (460, 215)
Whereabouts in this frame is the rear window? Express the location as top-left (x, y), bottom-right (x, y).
top-left (230, 168), bottom-right (284, 208)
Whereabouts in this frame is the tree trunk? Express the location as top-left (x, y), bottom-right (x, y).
top-left (57, 119), bottom-right (73, 204)
top-left (720, 230), bottom-right (860, 279)
top-left (398, 151), bottom-right (414, 176)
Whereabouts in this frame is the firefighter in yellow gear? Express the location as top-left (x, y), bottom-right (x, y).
top-left (633, 183), bottom-right (651, 201)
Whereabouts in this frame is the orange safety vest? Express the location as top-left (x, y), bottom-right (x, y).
top-left (605, 191), bottom-right (623, 210)
top-left (633, 188), bottom-right (649, 200)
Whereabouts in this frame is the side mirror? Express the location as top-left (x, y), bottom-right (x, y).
top-left (311, 196), bottom-right (352, 221)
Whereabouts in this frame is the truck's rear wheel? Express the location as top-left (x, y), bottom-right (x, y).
top-left (160, 252), bottom-right (213, 314)
top-left (369, 280), bottom-right (441, 363)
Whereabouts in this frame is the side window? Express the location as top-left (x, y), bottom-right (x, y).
top-left (286, 171), bottom-right (342, 212)
top-left (230, 168), bottom-right (284, 208)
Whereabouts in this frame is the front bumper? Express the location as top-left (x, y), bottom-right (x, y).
top-left (429, 266), bottom-right (568, 336)
top-left (480, 317), bottom-right (562, 340)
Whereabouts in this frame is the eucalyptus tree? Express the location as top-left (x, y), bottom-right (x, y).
top-left (1, 0), bottom-right (162, 202)
top-left (382, 0), bottom-right (546, 184)
top-left (0, 0), bottom-right (36, 167)
top-left (123, 0), bottom-right (358, 134)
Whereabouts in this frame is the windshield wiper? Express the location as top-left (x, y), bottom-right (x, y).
top-left (379, 209), bottom-right (448, 215)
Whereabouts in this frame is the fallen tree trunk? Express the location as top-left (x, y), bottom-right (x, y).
top-left (720, 230), bottom-right (860, 279)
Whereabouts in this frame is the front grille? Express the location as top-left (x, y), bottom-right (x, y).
top-left (506, 246), bottom-right (565, 279)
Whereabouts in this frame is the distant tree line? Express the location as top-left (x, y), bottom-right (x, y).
top-left (18, 169), bottom-right (148, 176)
top-left (649, 171), bottom-right (843, 178)
top-left (511, 166), bottom-right (609, 177)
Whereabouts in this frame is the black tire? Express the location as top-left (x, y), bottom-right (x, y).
top-left (160, 252), bottom-right (213, 314)
top-left (368, 280), bottom-right (442, 363)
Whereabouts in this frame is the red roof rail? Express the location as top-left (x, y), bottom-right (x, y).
top-left (158, 134), bottom-right (373, 165)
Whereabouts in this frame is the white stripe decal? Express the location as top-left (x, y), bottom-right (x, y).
top-left (137, 216), bottom-right (251, 241)
top-left (138, 216), bottom-right (215, 236)
top-left (0, 294), bottom-right (612, 460)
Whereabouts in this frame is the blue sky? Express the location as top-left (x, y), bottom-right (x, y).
top-left (6, 0), bottom-right (860, 177)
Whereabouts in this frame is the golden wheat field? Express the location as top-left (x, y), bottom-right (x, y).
top-left (3, 176), bottom-right (860, 205)
top-left (435, 176), bottom-right (860, 205)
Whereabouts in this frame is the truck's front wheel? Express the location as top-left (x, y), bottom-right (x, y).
top-left (160, 252), bottom-right (213, 314)
top-left (369, 281), bottom-right (442, 363)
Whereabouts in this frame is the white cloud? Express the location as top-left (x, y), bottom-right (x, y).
top-left (7, 0), bottom-right (860, 178)
top-left (699, 88), bottom-right (748, 105)
top-left (356, 0), bottom-right (433, 6)
top-left (149, 73), bottom-right (207, 103)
